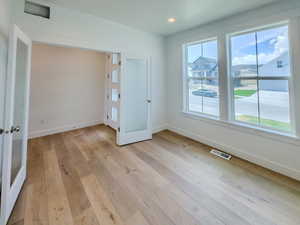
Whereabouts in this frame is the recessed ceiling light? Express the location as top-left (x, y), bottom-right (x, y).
top-left (168, 18), bottom-right (176, 23)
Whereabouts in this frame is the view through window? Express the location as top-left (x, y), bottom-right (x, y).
top-left (186, 39), bottom-right (219, 117)
top-left (230, 25), bottom-right (292, 132)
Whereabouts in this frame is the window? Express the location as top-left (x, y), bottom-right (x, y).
top-left (184, 39), bottom-right (219, 117)
top-left (229, 24), bottom-right (293, 133)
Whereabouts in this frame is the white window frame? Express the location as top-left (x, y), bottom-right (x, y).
top-left (227, 22), bottom-right (296, 135)
top-left (181, 19), bottom-right (300, 141)
top-left (182, 37), bottom-right (220, 119)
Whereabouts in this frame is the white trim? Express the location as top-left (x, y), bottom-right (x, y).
top-left (118, 54), bottom-right (152, 145)
top-left (28, 120), bottom-right (104, 139)
top-left (185, 36), bottom-right (218, 47)
top-left (289, 17), bottom-right (300, 137)
top-left (30, 121), bottom-right (166, 139)
top-left (181, 111), bottom-right (300, 146)
top-left (182, 38), bottom-right (220, 118)
top-left (152, 123), bottom-right (168, 134)
top-left (227, 21), bottom-right (296, 135)
top-left (181, 20), bottom-right (298, 139)
top-left (1, 25), bottom-right (32, 225)
top-left (229, 20), bottom-right (289, 37)
top-left (218, 34), bottom-right (229, 121)
top-left (106, 52), bottom-right (121, 130)
top-left (167, 125), bottom-right (300, 181)
top-left (104, 53), bottom-right (110, 126)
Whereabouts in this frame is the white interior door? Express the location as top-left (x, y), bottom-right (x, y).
top-left (117, 55), bottom-right (152, 145)
top-left (1, 25), bottom-right (32, 225)
top-left (105, 53), bottom-right (121, 130)
top-left (0, 29), bottom-right (9, 225)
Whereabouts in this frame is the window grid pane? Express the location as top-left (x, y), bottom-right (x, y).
top-left (230, 25), bottom-right (292, 133)
top-left (186, 39), bottom-right (219, 117)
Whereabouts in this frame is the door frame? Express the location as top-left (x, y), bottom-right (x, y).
top-left (104, 52), bottom-right (121, 130)
top-left (0, 33), bottom-right (9, 192)
top-left (1, 25), bottom-right (32, 224)
top-left (117, 54), bottom-right (152, 145)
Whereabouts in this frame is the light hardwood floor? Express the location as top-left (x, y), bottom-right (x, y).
top-left (8, 125), bottom-right (300, 225)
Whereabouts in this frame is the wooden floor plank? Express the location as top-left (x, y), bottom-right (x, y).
top-left (53, 134), bottom-right (91, 218)
top-left (81, 174), bottom-right (124, 225)
top-left (7, 125), bottom-right (300, 225)
top-left (125, 211), bottom-right (151, 225)
top-left (73, 207), bottom-right (100, 225)
top-left (132, 140), bottom-right (297, 225)
top-left (150, 135), bottom-right (300, 224)
top-left (153, 133), bottom-right (300, 216)
top-left (44, 150), bottom-right (74, 225)
top-left (90, 156), bottom-right (139, 221)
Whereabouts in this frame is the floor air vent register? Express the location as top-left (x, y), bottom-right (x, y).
top-left (210, 149), bottom-right (232, 160)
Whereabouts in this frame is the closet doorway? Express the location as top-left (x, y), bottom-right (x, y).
top-left (105, 53), bottom-right (152, 145)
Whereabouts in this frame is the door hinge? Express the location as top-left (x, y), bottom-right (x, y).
top-left (107, 94), bottom-right (109, 100)
top-left (0, 128), bottom-right (10, 135)
top-left (107, 115), bottom-right (109, 120)
top-left (118, 94), bottom-right (121, 99)
top-left (107, 73), bottom-right (110, 79)
top-left (118, 61), bottom-right (122, 66)
top-left (118, 127), bottom-right (120, 132)
top-left (10, 126), bottom-right (20, 133)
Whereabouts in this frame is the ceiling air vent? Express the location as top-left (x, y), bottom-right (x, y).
top-left (24, 1), bottom-right (50, 19)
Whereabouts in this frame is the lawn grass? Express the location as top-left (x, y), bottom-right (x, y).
top-left (237, 115), bottom-right (291, 132)
top-left (234, 89), bottom-right (256, 97)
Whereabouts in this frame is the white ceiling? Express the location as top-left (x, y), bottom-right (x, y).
top-left (48, 0), bottom-right (281, 35)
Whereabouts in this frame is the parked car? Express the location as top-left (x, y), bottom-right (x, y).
top-left (192, 89), bottom-right (217, 97)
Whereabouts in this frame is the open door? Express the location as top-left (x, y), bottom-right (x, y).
top-left (1, 25), bottom-right (32, 224)
top-left (117, 55), bottom-right (152, 145)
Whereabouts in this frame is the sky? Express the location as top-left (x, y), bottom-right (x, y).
top-left (187, 40), bottom-right (217, 63)
top-left (187, 25), bottom-right (289, 66)
top-left (231, 25), bottom-right (289, 66)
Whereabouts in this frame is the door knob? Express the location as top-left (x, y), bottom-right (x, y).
top-left (146, 100), bottom-right (151, 103)
top-left (10, 126), bottom-right (20, 133)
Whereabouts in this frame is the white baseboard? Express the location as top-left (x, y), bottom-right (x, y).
top-left (152, 123), bottom-right (168, 134)
top-left (30, 121), bottom-right (167, 139)
top-left (29, 120), bottom-right (103, 139)
top-left (167, 125), bottom-right (300, 181)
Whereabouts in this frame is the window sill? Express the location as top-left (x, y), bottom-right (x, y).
top-left (181, 111), bottom-right (300, 146)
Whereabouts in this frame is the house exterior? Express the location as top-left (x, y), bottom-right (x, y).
top-left (189, 51), bottom-right (289, 91)
top-left (258, 51), bottom-right (290, 91)
top-left (188, 56), bottom-right (218, 85)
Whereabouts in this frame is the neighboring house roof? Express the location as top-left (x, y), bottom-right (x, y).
top-left (189, 51), bottom-right (289, 78)
top-left (231, 51), bottom-right (289, 77)
top-left (189, 56), bottom-right (217, 75)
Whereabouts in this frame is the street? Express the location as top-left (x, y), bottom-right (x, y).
top-left (189, 90), bottom-right (290, 123)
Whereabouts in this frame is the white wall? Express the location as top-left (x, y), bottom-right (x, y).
top-left (12, 0), bottom-right (167, 133)
top-left (166, 0), bottom-right (300, 181)
top-left (29, 43), bottom-right (106, 138)
top-left (0, 0), bottom-right (11, 37)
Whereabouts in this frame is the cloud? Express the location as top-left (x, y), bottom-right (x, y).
top-left (232, 29), bottom-right (288, 66)
top-left (232, 53), bottom-right (282, 65)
